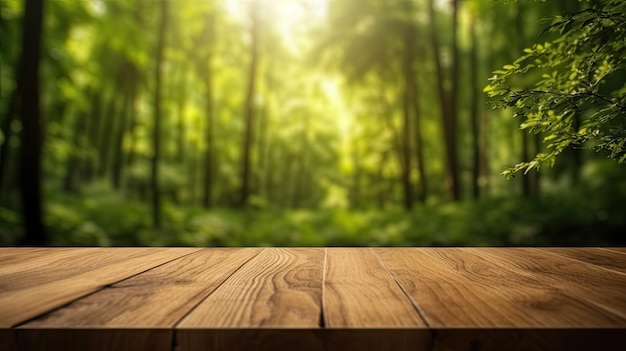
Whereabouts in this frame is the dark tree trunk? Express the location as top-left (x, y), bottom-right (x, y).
top-left (112, 62), bottom-right (138, 190)
top-left (406, 24), bottom-right (427, 203)
top-left (83, 91), bottom-right (102, 182)
top-left (401, 44), bottom-right (414, 210)
top-left (97, 93), bottom-right (117, 178)
top-left (240, 1), bottom-right (259, 207)
top-left (0, 86), bottom-right (19, 198)
top-left (378, 87), bottom-right (406, 206)
top-left (112, 94), bottom-right (129, 189)
top-left (152, 0), bottom-right (168, 229)
top-left (428, 0), bottom-right (460, 201)
top-left (202, 78), bottom-right (214, 208)
top-left (124, 83), bottom-right (138, 185)
top-left (18, 0), bottom-right (46, 245)
top-left (470, 14), bottom-right (481, 199)
top-left (63, 111), bottom-right (89, 193)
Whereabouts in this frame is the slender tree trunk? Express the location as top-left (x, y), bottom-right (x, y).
top-left (152, 0), bottom-right (168, 229)
top-left (112, 92), bottom-right (130, 189)
top-left (406, 24), bottom-right (427, 203)
top-left (84, 91), bottom-right (101, 182)
top-left (0, 86), bottom-right (19, 197)
top-left (378, 87), bottom-right (405, 205)
top-left (63, 111), bottom-right (89, 192)
top-left (428, 0), bottom-right (460, 201)
top-left (97, 93), bottom-right (117, 178)
top-left (176, 71), bottom-right (186, 163)
top-left (401, 42), bottom-right (414, 210)
top-left (124, 83), bottom-right (138, 184)
top-left (470, 14), bottom-right (481, 199)
top-left (18, 0), bottom-right (46, 245)
top-left (351, 147), bottom-right (361, 209)
top-left (202, 77), bottom-right (214, 208)
top-left (240, 1), bottom-right (259, 207)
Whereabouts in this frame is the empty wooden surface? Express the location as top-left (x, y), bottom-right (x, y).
top-left (1, 248), bottom-right (625, 351)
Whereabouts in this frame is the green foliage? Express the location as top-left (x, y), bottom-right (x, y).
top-left (485, 0), bottom-right (626, 176)
top-left (2, 164), bottom-right (622, 246)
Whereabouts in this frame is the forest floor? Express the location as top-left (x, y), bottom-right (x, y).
top-left (1, 186), bottom-right (624, 247)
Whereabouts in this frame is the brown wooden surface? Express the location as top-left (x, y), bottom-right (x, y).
top-left (324, 248), bottom-right (426, 328)
top-left (177, 248), bottom-right (324, 328)
top-left (0, 248), bottom-right (199, 328)
top-left (546, 248), bottom-right (626, 274)
top-left (1, 247), bottom-right (625, 351)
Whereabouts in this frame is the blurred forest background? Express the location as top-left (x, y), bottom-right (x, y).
top-left (1, 0), bottom-right (625, 246)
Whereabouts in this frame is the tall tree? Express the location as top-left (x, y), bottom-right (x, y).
top-left (18, 0), bottom-right (46, 244)
top-left (201, 11), bottom-right (215, 209)
top-left (469, 12), bottom-right (481, 199)
top-left (428, 0), bottom-right (460, 201)
top-left (405, 21), bottom-right (427, 203)
top-left (152, 0), bottom-right (168, 228)
top-left (240, 0), bottom-right (260, 206)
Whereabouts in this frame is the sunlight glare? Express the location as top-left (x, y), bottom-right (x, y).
top-left (224, 0), bottom-right (328, 53)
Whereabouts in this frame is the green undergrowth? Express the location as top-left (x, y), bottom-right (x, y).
top-left (1, 187), bottom-right (624, 247)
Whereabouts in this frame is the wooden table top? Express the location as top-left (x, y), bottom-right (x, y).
top-left (0, 247), bottom-right (625, 351)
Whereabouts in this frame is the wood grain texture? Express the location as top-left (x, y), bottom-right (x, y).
top-left (0, 248), bottom-right (74, 267)
top-left (547, 248), bottom-right (626, 274)
top-left (16, 329), bottom-right (171, 351)
top-left (473, 248), bottom-right (626, 322)
top-left (0, 248), bottom-right (198, 327)
top-left (20, 248), bottom-right (260, 328)
top-left (375, 248), bottom-right (626, 327)
top-left (177, 248), bottom-right (324, 328)
top-left (603, 247), bottom-right (626, 254)
top-left (2, 248), bottom-right (625, 351)
top-left (323, 248), bottom-right (426, 328)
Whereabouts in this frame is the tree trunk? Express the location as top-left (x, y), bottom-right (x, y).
top-left (97, 93), bottom-right (117, 178)
top-left (63, 111), bottom-right (89, 193)
top-left (428, 0), bottom-right (460, 201)
top-left (406, 24), bottom-right (427, 203)
top-left (202, 77), bottom-right (214, 208)
top-left (470, 13), bottom-right (481, 199)
top-left (83, 91), bottom-right (102, 182)
top-left (0, 86), bottom-right (19, 198)
top-left (240, 1), bottom-right (259, 207)
top-left (401, 40), bottom-right (414, 210)
top-left (112, 93), bottom-right (129, 189)
top-left (152, 0), bottom-right (168, 229)
top-left (18, 0), bottom-right (46, 245)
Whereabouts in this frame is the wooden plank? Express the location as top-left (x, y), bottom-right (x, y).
top-left (602, 247), bottom-right (626, 254)
top-left (20, 248), bottom-right (260, 327)
top-left (0, 248), bottom-right (198, 327)
top-left (0, 248), bottom-right (103, 277)
top-left (0, 248), bottom-right (75, 267)
top-left (375, 248), bottom-right (626, 327)
top-left (323, 248), bottom-right (426, 328)
top-left (432, 329), bottom-right (626, 351)
top-left (547, 248), bottom-right (626, 274)
top-left (474, 248), bottom-right (626, 321)
top-left (177, 248), bottom-right (325, 351)
top-left (177, 248), bottom-right (324, 328)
